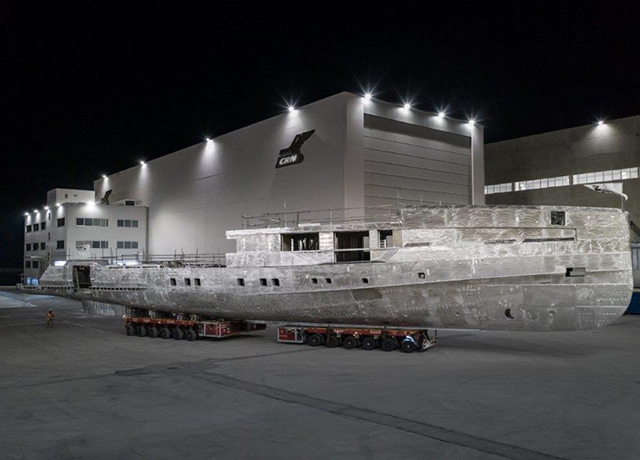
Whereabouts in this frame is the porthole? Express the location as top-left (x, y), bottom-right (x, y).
top-left (260, 278), bottom-right (267, 286)
top-left (325, 278), bottom-right (332, 284)
top-left (184, 278), bottom-right (191, 286)
top-left (194, 278), bottom-right (201, 286)
top-left (362, 278), bottom-right (369, 284)
top-left (418, 272), bottom-right (426, 279)
top-left (170, 278), bottom-right (177, 286)
top-left (272, 278), bottom-right (280, 287)
top-left (505, 308), bottom-right (515, 320)
top-left (237, 278), bottom-right (245, 287)
top-left (311, 278), bottom-right (318, 284)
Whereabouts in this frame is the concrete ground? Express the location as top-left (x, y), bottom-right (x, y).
top-left (1, 290), bottom-right (639, 460)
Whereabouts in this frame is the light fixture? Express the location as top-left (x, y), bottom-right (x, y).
top-left (597, 120), bottom-right (604, 126)
top-left (34, 209), bottom-right (38, 213)
top-left (468, 119), bottom-right (476, 126)
top-left (24, 212), bottom-right (29, 216)
top-left (205, 137), bottom-right (211, 142)
top-left (364, 93), bottom-right (372, 101)
top-left (288, 106), bottom-right (296, 113)
top-left (438, 112), bottom-right (446, 119)
top-left (403, 102), bottom-right (411, 110)
top-left (139, 160), bottom-right (145, 166)
top-left (44, 206), bottom-right (49, 210)
top-left (102, 174), bottom-right (107, 179)
top-left (55, 202), bottom-right (61, 207)
top-left (86, 201), bottom-right (95, 206)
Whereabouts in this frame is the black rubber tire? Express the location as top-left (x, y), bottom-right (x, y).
top-left (343, 336), bottom-right (359, 349)
top-left (381, 338), bottom-right (398, 352)
top-left (325, 335), bottom-right (341, 348)
top-left (149, 326), bottom-right (160, 338)
top-left (125, 324), bottom-right (135, 336)
top-left (186, 328), bottom-right (198, 341)
top-left (160, 327), bottom-right (171, 339)
top-left (173, 327), bottom-right (185, 340)
top-left (307, 333), bottom-right (323, 347)
top-left (361, 337), bottom-right (378, 350)
top-left (136, 324), bottom-right (147, 337)
top-left (400, 339), bottom-right (418, 353)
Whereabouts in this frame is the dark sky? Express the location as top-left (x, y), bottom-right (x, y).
top-left (2, 1), bottom-right (639, 268)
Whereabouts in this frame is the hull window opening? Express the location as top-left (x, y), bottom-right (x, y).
top-left (281, 233), bottom-right (319, 251)
top-left (237, 278), bottom-right (245, 287)
top-left (551, 211), bottom-right (566, 226)
top-left (335, 231), bottom-right (370, 263)
top-left (170, 278), bottom-right (177, 286)
top-left (418, 272), bottom-right (426, 279)
top-left (505, 308), bottom-right (515, 320)
top-left (272, 278), bottom-right (280, 286)
top-left (184, 278), bottom-right (191, 286)
top-left (194, 278), bottom-right (201, 286)
top-left (311, 278), bottom-right (318, 284)
top-left (260, 278), bottom-right (267, 286)
top-left (378, 230), bottom-right (393, 248)
top-left (73, 266), bottom-right (92, 289)
top-left (325, 278), bottom-right (332, 284)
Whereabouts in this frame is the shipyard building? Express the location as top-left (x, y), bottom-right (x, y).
top-left (92, 92), bottom-right (485, 256)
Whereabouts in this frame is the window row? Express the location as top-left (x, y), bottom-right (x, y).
top-left (76, 240), bottom-right (109, 249)
top-left (117, 219), bottom-right (139, 228)
top-left (25, 260), bottom-right (39, 269)
top-left (573, 167), bottom-right (638, 185)
top-left (484, 183), bottom-right (512, 195)
top-left (76, 218), bottom-right (109, 227)
top-left (25, 222), bottom-right (47, 233)
top-left (117, 241), bottom-right (139, 249)
top-left (170, 277), bottom-right (202, 287)
top-left (515, 176), bottom-right (570, 191)
top-left (25, 243), bottom-right (46, 251)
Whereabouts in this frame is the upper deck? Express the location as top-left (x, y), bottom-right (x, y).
top-left (226, 205), bottom-right (630, 268)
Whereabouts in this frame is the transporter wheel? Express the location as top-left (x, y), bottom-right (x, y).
top-left (125, 323), bottom-right (136, 336)
top-left (325, 335), bottom-right (341, 348)
top-left (361, 337), bottom-right (378, 350)
top-left (307, 333), bottom-right (323, 347)
top-left (136, 324), bottom-right (147, 337)
top-left (186, 328), bottom-right (198, 341)
top-left (173, 327), bottom-right (185, 340)
top-left (343, 336), bottom-right (359, 350)
top-left (381, 338), bottom-right (398, 352)
top-left (160, 326), bottom-right (172, 339)
top-left (400, 339), bottom-right (418, 354)
top-left (149, 326), bottom-right (160, 338)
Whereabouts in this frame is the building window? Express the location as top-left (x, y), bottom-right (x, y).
top-left (484, 183), bottom-right (513, 195)
top-left (41, 222), bottom-right (46, 230)
top-left (551, 211), bottom-right (566, 226)
top-left (117, 219), bottom-right (139, 228)
top-left (573, 167), bottom-right (639, 185)
top-left (194, 278), bottom-right (201, 286)
top-left (76, 218), bottom-right (108, 227)
top-left (56, 240), bottom-right (65, 250)
top-left (57, 218), bottom-right (65, 227)
top-left (77, 241), bottom-right (108, 249)
top-left (25, 261), bottom-right (31, 268)
top-left (117, 241), bottom-right (139, 249)
top-left (26, 243), bottom-right (31, 251)
top-left (379, 230), bottom-right (393, 248)
top-left (32, 261), bottom-right (39, 269)
top-left (515, 176), bottom-right (570, 191)
top-left (40, 242), bottom-right (46, 250)
top-left (26, 225), bottom-right (32, 233)
top-left (281, 233), bottom-right (319, 251)
top-left (33, 223), bottom-right (39, 231)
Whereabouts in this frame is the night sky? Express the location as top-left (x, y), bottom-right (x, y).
top-left (2, 2), bottom-right (639, 268)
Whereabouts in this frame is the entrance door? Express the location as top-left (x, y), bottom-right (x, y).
top-left (73, 266), bottom-right (92, 289)
top-left (335, 231), bottom-right (370, 262)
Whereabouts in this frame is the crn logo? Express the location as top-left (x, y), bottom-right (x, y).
top-left (275, 130), bottom-right (315, 169)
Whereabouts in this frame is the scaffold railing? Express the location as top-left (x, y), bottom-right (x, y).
top-left (242, 205), bottom-right (402, 229)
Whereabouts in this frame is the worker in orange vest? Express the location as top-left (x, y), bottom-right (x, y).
top-left (46, 310), bottom-right (54, 329)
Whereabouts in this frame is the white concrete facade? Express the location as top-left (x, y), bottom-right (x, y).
top-left (94, 92), bottom-right (484, 256)
top-left (23, 189), bottom-right (147, 282)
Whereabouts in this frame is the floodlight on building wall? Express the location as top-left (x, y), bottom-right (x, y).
top-left (139, 160), bottom-right (146, 166)
top-left (86, 201), bottom-right (95, 206)
top-left (33, 209), bottom-right (38, 213)
top-left (24, 212), bottom-right (29, 216)
top-left (403, 102), bottom-right (411, 110)
top-left (288, 106), bottom-right (296, 113)
top-left (364, 93), bottom-right (372, 101)
top-left (468, 119), bottom-right (476, 126)
top-left (55, 202), bottom-right (61, 207)
top-left (102, 174), bottom-right (107, 179)
top-left (597, 120), bottom-right (604, 126)
top-left (205, 137), bottom-right (211, 142)
top-left (44, 206), bottom-right (49, 210)
top-left (438, 112), bottom-right (446, 119)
